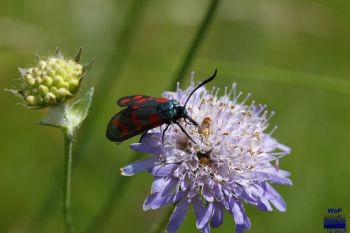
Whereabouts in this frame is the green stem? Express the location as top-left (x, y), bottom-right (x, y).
top-left (171, 0), bottom-right (220, 89)
top-left (29, 0), bottom-right (149, 230)
top-left (148, 207), bottom-right (174, 233)
top-left (63, 132), bottom-right (75, 233)
top-left (83, 1), bottom-right (220, 233)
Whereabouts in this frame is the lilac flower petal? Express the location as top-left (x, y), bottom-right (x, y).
top-left (228, 197), bottom-right (244, 225)
top-left (220, 193), bottom-right (230, 210)
top-left (151, 177), bottom-right (178, 196)
top-left (240, 190), bottom-right (258, 205)
top-left (180, 176), bottom-right (191, 190)
top-left (151, 177), bottom-right (166, 194)
top-left (211, 203), bottom-right (223, 228)
top-left (213, 183), bottom-right (224, 201)
top-left (144, 192), bottom-right (184, 211)
top-left (159, 177), bottom-right (178, 197)
top-left (202, 185), bottom-right (214, 202)
top-left (270, 196), bottom-right (287, 212)
top-left (197, 202), bottom-right (214, 229)
top-left (254, 172), bottom-right (292, 185)
top-left (151, 164), bottom-right (178, 177)
top-left (139, 132), bottom-right (162, 145)
top-left (278, 169), bottom-right (292, 178)
top-left (188, 187), bottom-right (199, 198)
top-left (236, 215), bottom-right (251, 233)
top-left (222, 186), bottom-right (232, 197)
top-left (200, 224), bottom-right (210, 233)
top-left (232, 186), bottom-right (243, 196)
top-left (192, 196), bottom-right (211, 231)
top-left (143, 194), bottom-right (157, 211)
top-left (121, 156), bottom-right (158, 176)
top-left (152, 192), bottom-right (184, 210)
top-left (276, 143), bottom-right (291, 153)
top-left (166, 199), bottom-right (189, 233)
top-left (192, 195), bottom-right (205, 218)
top-left (256, 198), bottom-right (273, 211)
top-left (264, 183), bottom-right (287, 212)
top-left (130, 143), bottom-right (162, 155)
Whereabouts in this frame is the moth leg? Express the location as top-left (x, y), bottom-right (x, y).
top-left (175, 122), bottom-right (196, 144)
top-left (184, 115), bottom-right (199, 127)
top-left (162, 124), bottom-right (171, 143)
top-left (139, 130), bottom-right (148, 143)
top-left (184, 118), bottom-right (191, 126)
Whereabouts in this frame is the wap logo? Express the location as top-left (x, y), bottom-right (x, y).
top-left (324, 208), bottom-right (347, 233)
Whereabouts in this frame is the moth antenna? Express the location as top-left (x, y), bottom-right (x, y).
top-left (162, 124), bottom-right (171, 143)
top-left (183, 69), bottom-right (217, 108)
top-left (176, 122), bottom-right (196, 144)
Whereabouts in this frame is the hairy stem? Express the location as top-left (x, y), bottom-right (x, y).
top-left (29, 0), bottom-right (149, 230)
top-left (63, 132), bottom-right (75, 233)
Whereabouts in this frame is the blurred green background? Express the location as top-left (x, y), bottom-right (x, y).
top-left (1, 0), bottom-right (349, 233)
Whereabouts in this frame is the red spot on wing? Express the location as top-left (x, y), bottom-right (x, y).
top-left (130, 112), bottom-right (144, 132)
top-left (131, 112), bottom-right (139, 124)
top-left (131, 106), bottom-right (140, 109)
top-left (136, 98), bottom-right (147, 104)
top-left (133, 95), bottom-right (142, 100)
top-left (121, 126), bottom-right (129, 136)
top-left (156, 98), bottom-right (168, 103)
top-left (120, 98), bottom-right (131, 104)
top-left (149, 113), bottom-right (161, 124)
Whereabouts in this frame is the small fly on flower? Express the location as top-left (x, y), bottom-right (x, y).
top-left (106, 70), bottom-right (217, 143)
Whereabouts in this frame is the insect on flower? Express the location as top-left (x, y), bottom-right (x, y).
top-left (121, 74), bottom-right (292, 233)
top-left (106, 69), bottom-right (217, 143)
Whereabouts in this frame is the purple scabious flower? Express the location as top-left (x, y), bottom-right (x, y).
top-left (121, 74), bottom-right (292, 233)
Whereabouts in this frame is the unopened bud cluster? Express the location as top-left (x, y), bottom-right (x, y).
top-left (19, 57), bottom-right (83, 106)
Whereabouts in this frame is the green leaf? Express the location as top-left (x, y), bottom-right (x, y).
top-left (38, 104), bottom-right (67, 128)
top-left (38, 87), bottom-right (94, 136)
top-left (68, 87), bottom-right (94, 129)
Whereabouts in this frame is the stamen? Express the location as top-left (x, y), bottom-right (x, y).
top-left (241, 93), bottom-right (252, 105)
top-left (190, 71), bottom-right (196, 89)
top-left (247, 100), bottom-right (255, 112)
top-left (270, 151), bottom-right (288, 157)
top-left (267, 111), bottom-right (275, 121)
top-left (230, 83), bottom-right (237, 99)
top-left (233, 92), bottom-right (243, 103)
top-left (214, 87), bottom-right (220, 97)
top-left (261, 110), bottom-right (268, 118)
top-left (274, 159), bottom-right (280, 171)
top-left (268, 125), bottom-right (278, 135)
top-left (223, 86), bottom-right (229, 104)
top-left (256, 104), bottom-right (267, 115)
top-left (210, 86), bottom-right (216, 96)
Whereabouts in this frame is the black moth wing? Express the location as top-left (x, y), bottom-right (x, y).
top-left (106, 105), bottom-right (168, 142)
top-left (117, 95), bottom-right (162, 108)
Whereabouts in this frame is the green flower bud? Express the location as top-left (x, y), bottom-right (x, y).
top-left (43, 76), bottom-right (53, 86)
top-left (45, 92), bottom-right (56, 104)
top-left (12, 48), bottom-right (93, 108)
top-left (38, 85), bottom-right (49, 95)
top-left (26, 95), bottom-right (36, 105)
top-left (57, 87), bottom-right (72, 97)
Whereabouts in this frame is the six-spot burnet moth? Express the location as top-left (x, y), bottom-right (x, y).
top-left (106, 69), bottom-right (217, 143)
